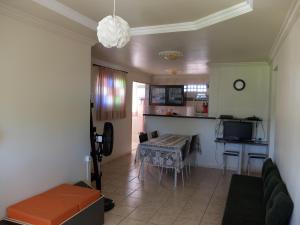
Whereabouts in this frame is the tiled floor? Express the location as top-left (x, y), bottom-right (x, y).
top-left (100, 153), bottom-right (232, 225)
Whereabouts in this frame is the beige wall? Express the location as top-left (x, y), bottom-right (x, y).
top-left (91, 62), bottom-right (152, 162)
top-left (145, 63), bottom-right (270, 171)
top-left (271, 15), bottom-right (300, 225)
top-left (209, 63), bottom-right (270, 121)
top-left (0, 13), bottom-right (91, 217)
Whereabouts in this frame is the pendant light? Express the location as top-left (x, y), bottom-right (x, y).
top-left (97, 0), bottom-right (131, 48)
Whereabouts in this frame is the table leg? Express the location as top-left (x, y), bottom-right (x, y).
top-left (140, 160), bottom-right (145, 183)
top-left (174, 169), bottom-right (177, 188)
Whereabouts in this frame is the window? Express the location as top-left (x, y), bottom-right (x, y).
top-left (95, 67), bottom-right (126, 120)
top-left (184, 84), bottom-right (207, 93)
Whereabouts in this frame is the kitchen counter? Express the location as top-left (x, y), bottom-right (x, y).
top-left (143, 113), bottom-right (216, 120)
top-left (144, 113), bottom-right (267, 170)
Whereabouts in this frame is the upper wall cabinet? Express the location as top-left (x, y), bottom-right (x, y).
top-left (149, 85), bottom-right (185, 106)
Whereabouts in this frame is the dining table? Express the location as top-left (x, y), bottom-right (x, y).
top-left (137, 133), bottom-right (191, 187)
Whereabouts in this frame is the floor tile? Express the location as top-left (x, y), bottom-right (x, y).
top-left (149, 212), bottom-right (177, 225)
top-left (119, 217), bottom-right (148, 225)
top-left (104, 213), bottom-right (124, 225)
top-left (173, 216), bottom-right (201, 225)
top-left (109, 205), bottom-right (136, 217)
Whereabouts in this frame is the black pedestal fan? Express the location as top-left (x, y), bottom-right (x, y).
top-left (90, 103), bottom-right (115, 212)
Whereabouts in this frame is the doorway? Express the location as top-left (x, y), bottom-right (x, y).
top-left (132, 82), bottom-right (146, 151)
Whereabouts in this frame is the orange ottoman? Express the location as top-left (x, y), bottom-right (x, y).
top-left (7, 184), bottom-right (102, 225)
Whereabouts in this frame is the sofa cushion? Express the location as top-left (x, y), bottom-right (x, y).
top-left (43, 184), bottom-right (100, 209)
top-left (263, 175), bottom-right (281, 205)
top-left (263, 166), bottom-right (281, 189)
top-left (7, 195), bottom-right (79, 225)
top-left (266, 182), bottom-right (288, 209)
top-left (262, 158), bottom-right (274, 181)
top-left (265, 192), bottom-right (293, 225)
top-left (222, 175), bottom-right (265, 225)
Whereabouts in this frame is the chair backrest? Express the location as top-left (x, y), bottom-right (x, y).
top-left (139, 132), bottom-right (148, 143)
top-left (189, 135), bottom-right (200, 153)
top-left (151, 130), bottom-right (159, 139)
top-left (181, 140), bottom-right (191, 161)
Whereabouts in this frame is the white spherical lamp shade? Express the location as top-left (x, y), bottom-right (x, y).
top-left (97, 15), bottom-right (131, 48)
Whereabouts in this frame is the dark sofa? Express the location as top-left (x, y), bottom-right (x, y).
top-left (222, 158), bottom-right (294, 225)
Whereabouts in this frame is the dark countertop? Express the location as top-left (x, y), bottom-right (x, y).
top-left (215, 138), bottom-right (269, 146)
top-left (143, 113), bottom-right (216, 120)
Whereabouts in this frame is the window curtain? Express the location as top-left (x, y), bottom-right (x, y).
top-left (95, 67), bottom-right (127, 120)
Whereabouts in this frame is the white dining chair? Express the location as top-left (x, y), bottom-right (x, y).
top-left (158, 140), bottom-right (190, 186)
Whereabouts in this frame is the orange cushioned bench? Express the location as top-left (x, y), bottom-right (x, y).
top-left (7, 184), bottom-right (102, 225)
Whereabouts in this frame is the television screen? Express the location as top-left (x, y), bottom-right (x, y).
top-left (223, 121), bottom-right (253, 141)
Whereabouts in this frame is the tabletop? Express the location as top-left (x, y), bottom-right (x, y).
top-left (139, 134), bottom-right (190, 150)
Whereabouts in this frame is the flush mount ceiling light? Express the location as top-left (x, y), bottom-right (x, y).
top-left (159, 51), bottom-right (183, 61)
top-left (97, 0), bottom-right (130, 48)
top-left (165, 68), bottom-right (181, 75)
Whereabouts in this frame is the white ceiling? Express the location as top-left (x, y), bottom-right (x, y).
top-left (1, 0), bottom-right (294, 75)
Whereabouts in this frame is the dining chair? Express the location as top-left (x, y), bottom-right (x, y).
top-left (151, 130), bottom-right (159, 139)
top-left (139, 132), bottom-right (148, 143)
top-left (158, 140), bottom-right (190, 187)
top-left (135, 132), bottom-right (149, 165)
top-left (181, 140), bottom-right (191, 185)
top-left (182, 140), bottom-right (191, 159)
top-left (187, 135), bottom-right (200, 174)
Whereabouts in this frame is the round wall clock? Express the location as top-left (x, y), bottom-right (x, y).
top-left (233, 79), bottom-right (246, 91)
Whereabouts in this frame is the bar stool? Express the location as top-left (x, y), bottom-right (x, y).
top-left (247, 153), bottom-right (268, 175)
top-left (223, 150), bottom-right (240, 174)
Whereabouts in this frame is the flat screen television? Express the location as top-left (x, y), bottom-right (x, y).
top-left (223, 121), bottom-right (253, 141)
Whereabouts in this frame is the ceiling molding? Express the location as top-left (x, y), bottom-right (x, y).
top-left (91, 58), bottom-right (153, 76)
top-left (269, 0), bottom-right (300, 60)
top-left (32, 0), bottom-right (253, 36)
top-left (0, 2), bottom-right (96, 46)
top-left (91, 58), bottom-right (128, 73)
top-left (130, 0), bottom-right (253, 36)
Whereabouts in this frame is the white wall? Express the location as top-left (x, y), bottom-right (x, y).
top-left (91, 60), bottom-right (152, 162)
top-left (271, 15), bottom-right (300, 225)
top-left (0, 13), bottom-right (91, 217)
